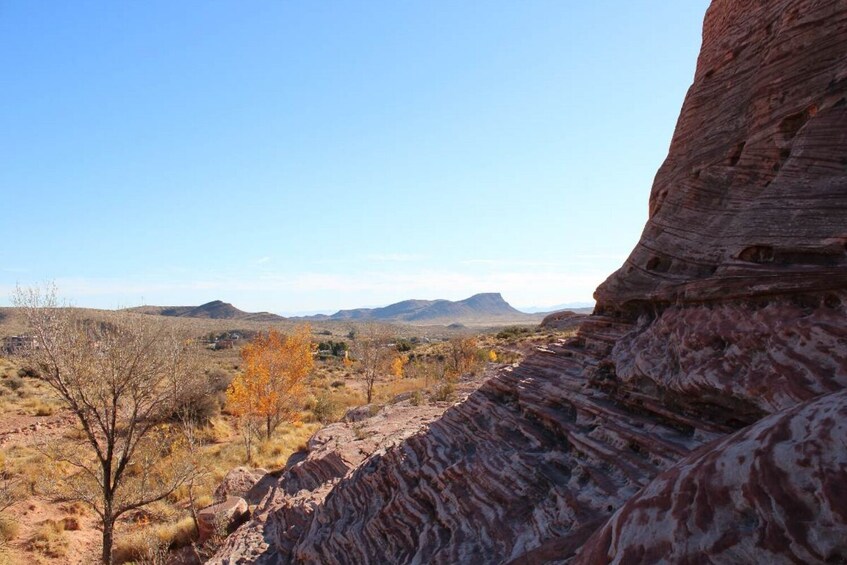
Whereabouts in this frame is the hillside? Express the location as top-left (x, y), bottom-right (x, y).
top-left (127, 300), bottom-right (286, 323)
top-left (300, 293), bottom-right (541, 324)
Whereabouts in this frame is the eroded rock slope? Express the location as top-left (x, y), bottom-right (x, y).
top-left (214, 0), bottom-right (847, 562)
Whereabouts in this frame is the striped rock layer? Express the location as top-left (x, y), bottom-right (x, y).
top-left (214, 0), bottom-right (847, 562)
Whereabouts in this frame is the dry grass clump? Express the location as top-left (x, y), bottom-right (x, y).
top-left (112, 516), bottom-right (196, 564)
top-left (58, 516), bottom-right (80, 531)
top-left (28, 519), bottom-right (69, 558)
top-left (302, 378), bottom-right (366, 425)
top-left (304, 392), bottom-right (342, 424)
top-left (0, 359), bottom-right (63, 416)
top-left (133, 499), bottom-right (183, 524)
top-left (251, 423), bottom-right (318, 470)
top-left (375, 377), bottom-right (428, 404)
top-left (2, 446), bottom-right (47, 496)
top-left (21, 398), bottom-right (54, 416)
top-left (0, 517), bottom-right (19, 543)
top-left (194, 420), bottom-right (317, 489)
top-left (197, 416), bottom-right (235, 444)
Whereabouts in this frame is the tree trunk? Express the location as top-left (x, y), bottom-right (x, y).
top-left (266, 414), bottom-right (272, 441)
top-left (102, 516), bottom-right (114, 564)
top-left (244, 424), bottom-right (253, 464)
top-left (102, 461), bottom-right (114, 565)
top-left (187, 478), bottom-right (199, 533)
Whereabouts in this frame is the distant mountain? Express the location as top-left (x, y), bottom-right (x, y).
top-left (128, 300), bottom-right (285, 322)
top-left (298, 293), bottom-right (537, 324)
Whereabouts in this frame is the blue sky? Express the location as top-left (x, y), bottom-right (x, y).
top-left (0, 1), bottom-right (709, 314)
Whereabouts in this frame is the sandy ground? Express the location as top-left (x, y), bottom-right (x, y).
top-left (1, 409), bottom-right (102, 564)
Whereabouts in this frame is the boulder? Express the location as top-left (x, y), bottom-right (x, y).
top-left (213, 467), bottom-right (268, 502)
top-left (197, 496), bottom-right (248, 543)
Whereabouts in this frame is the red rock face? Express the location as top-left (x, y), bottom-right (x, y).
top-left (595, 0), bottom-right (847, 310)
top-left (212, 1), bottom-right (847, 562)
top-left (575, 390), bottom-right (847, 564)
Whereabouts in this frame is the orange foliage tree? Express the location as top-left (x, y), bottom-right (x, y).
top-left (446, 337), bottom-right (481, 379)
top-left (390, 355), bottom-right (407, 378)
top-left (227, 326), bottom-right (314, 458)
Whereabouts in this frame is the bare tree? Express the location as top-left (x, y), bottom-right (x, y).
top-left (13, 285), bottom-right (203, 564)
top-left (349, 324), bottom-right (393, 404)
top-left (445, 337), bottom-right (481, 378)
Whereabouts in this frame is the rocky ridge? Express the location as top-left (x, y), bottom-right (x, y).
top-left (299, 293), bottom-right (540, 325)
top-left (209, 373), bottom-right (490, 564)
top-left (128, 301), bottom-right (286, 323)
top-left (213, 1), bottom-right (847, 563)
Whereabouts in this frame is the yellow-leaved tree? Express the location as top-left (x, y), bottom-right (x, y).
top-left (390, 355), bottom-right (407, 379)
top-left (227, 326), bottom-right (313, 461)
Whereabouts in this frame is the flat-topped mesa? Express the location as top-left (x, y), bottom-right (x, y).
top-left (595, 0), bottom-right (847, 313)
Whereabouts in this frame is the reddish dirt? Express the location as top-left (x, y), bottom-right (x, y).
top-left (1, 409), bottom-right (101, 564)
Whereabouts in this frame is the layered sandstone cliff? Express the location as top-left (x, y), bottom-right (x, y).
top-left (596, 0), bottom-right (847, 309)
top-left (213, 1), bottom-right (847, 562)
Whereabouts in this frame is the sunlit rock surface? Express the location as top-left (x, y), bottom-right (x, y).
top-left (575, 390), bottom-right (847, 564)
top-left (595, 0), bottom-right (847, 309)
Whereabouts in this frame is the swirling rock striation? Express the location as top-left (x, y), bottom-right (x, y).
top-left (213, 0), bottom-right (847, 562)
top-left (595, 0), bottom-right (847, 310)
top-left (575, 389), bottom-right (847, 564)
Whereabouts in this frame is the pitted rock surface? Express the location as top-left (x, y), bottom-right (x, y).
top-left (575, 389), bottom-right (847, 564)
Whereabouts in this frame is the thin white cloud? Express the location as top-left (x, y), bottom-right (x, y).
top-left (461, 259), bottom-right (561, 268)
top-left (572, 253), bottom-right (629, 261)
top-left (361, 253), bottom-right (426, 263)
top-left (256, 256), bottom-right (272, 265)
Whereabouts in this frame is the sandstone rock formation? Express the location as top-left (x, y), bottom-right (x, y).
top-left (212, 0), bottom-right (847, 562)
top-left (540, 310), bottom-right (586, 331)
top-left (575, 389), bottom-right (847, 564)
top-left (198, 497), bottom-right (249, 543)
top-left (595, 0), bottom-right (847, 309)
top-left (214, 468), bottom-right (270, 503)
top-left (209, 393), bottom-right (475, 563)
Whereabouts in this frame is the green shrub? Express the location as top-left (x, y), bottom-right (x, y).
top-left (496, 326), bottom-right (532, 340)
top-left (395, 339), bottom-right (414, 352)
